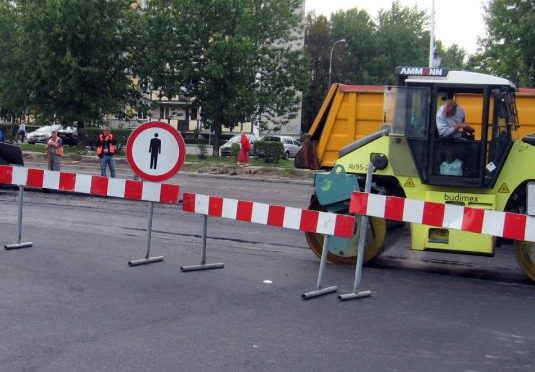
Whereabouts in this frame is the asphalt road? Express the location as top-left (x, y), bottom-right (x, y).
top-left (0, 167), bottom-right (534, 372)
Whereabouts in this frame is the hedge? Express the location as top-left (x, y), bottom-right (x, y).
top-left (254, 141), bottom-right (284, 163)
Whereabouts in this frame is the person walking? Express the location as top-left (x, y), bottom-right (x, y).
top-left (18, 123), bottom-right (26, 143)
top-left (236, 131), bottom-right (251, 167)
top-left (96, 127), bottom-right (117, 178)
top-left (45, 130), bottom-right (63, 171)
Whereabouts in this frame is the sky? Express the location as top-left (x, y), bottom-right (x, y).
top-left (305, 0), bottom-right (487, 54)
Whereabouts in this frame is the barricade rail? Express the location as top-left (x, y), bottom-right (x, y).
top-left (182, 192), bottom-right (355, 239)
top-left (0, 165), bottom-right (179, 204)
top-left (350, 191), bottom-right (535, 242)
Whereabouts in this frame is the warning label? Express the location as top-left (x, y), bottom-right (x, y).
top-left (404, 178), bottom-right (415, 188)
top-left (498, 183), bottom-right (510, 193)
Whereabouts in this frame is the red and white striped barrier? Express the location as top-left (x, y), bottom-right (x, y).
top-left (350, 191), bottom-right (535, 242)
top-left (0, 165), bottom-right (180, 204)
top-left (182, 192), bottom-right (355, 238)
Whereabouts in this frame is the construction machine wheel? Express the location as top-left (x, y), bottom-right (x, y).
top-left (304, 196), bottom-right (387, 265)
top-left (514, 240), bottom-right (535, 283)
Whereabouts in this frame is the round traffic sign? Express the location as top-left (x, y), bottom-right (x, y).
top-left (126, 121), bottom-right (186, 182)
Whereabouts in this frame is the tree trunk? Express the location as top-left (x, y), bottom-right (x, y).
top-left (211, 123), bottom-right (221, 157)
top-left (77, 120), bottom-right (86, 149)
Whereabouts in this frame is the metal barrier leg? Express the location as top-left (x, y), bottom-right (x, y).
top-left (339, 163), bottom-right (373, 301)
top-left (5, 185), bottom-right (33, 250)
top-left (128, 201), bottom-right (164, 266)
top-left (302, 235), bottom-right (338, 299)
top-left (181, 215), bottom-right (224, 272)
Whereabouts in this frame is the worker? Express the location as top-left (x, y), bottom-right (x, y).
top-left (436, 100), bottom-right (475, 138)
top-left (96, 127), bottom-right (117, 178)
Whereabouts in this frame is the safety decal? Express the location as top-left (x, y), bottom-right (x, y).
top-left (498, 183), bottom-right (510, 193)
top-left (404, 178), bottom-right (415, 188)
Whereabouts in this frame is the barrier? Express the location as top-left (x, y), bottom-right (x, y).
top-left (0, 165), bottom-right (179, 265)
top-left (1, 165), bottom-right (361, 300)
top-left (182, 192), bottom-right (356, 298)
top-left (349, 191), bottom-right (535, 243)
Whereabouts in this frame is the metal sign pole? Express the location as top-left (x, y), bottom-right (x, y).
top-left (128, 201), bottom-right (164, 266)
top-left (181, 214), bottom-right (224, 272)
top-left (302, 234), bottom-right (338, 299)
top-left (339, 163), bottom-right (373, 301)
top-left (5, 185), bottom-right (33, 250)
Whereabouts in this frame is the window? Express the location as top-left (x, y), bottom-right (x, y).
top-left (160, 106), bottom-right (169, 119)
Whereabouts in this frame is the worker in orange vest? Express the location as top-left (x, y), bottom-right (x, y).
top-left (96, 127), bottom-right (117, 178)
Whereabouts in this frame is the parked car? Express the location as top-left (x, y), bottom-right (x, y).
top-left (27, 125), bottom-right (62, 144)
top-left (58, 127), bottom-right (78, 146)
top-left (260, 135), bottom-right (302, 160)
top-left (220, 134), bottom-right (262, 156)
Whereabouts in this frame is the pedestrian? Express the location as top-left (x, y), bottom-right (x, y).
top-left (96, 127), bottom-right (117, 178)
top-left (18, 123), bottom-right (26, 143)
top-left (236, 131), bottom-right (251, 167)
top-left (45, 130), bottom-right (63, 171)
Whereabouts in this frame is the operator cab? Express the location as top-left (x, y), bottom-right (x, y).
top-left (385, 66), bottom-right (518, 188)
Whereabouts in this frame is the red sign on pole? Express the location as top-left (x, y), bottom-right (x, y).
top-left (126, 121), bottom-right (186, 182)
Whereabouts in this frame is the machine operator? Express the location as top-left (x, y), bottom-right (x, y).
top-left (436, 99), bottom-right (475, 138)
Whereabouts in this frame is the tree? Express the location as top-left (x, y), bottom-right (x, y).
top-left (301, 13), bottom-right (331, 132)
top-left (470, 0), bottom-right (535, 87)
top-left (372, 1), bottom-right (429, 84)
top-left (0, 0), bottom-right (144, 146)
top-left (435, 41), bottom-right (468, 70)
top-left (142, 0), bottom-right (310, 155)
top-left (330, 7), bottom-right (375, 85)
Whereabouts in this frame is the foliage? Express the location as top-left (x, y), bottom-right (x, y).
top-left (197, 143), bottom-right (207, 160)
top-left (0, 0), bottom-right (145, 147)
top-left (434, 41), bottom-right (468, 71)
top-left (230, 143), bottom-right (241, 161)
top-left (141, 0), bottom-right (310, 156)
top-left (468, 0), bottom-right (535, 87)
top-left (254, 140), bottom-right (284, 163)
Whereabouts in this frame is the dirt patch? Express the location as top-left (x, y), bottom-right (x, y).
top-left (23, 152), bottom-right (313, 181)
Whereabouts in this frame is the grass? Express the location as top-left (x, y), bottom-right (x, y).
top-left (20, 143), bottom-right (295, 168)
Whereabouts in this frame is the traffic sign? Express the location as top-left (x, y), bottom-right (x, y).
top-left (126, 121), bottom-right (186, 182)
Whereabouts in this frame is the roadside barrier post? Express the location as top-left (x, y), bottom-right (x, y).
top-left (301, 234), bottom-right (338, 299)
top-left (5, 185), bottom-right (33, 250)
top-left (339, 163), bottom-right (373, 301)
top-left (181, 214), bottom-right (225, 272)
top-left (128, 201), bottom-right (164, 266)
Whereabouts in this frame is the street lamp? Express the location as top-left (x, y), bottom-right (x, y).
top-left (328, 39), bottom-right (346, 88)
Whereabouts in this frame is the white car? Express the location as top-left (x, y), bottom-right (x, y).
top-left (27, 125), bottom-right (62, 144)
top-left (261, 135), bottom-right (302, 160)
top-left (220, 134), bottom-right (262, 156)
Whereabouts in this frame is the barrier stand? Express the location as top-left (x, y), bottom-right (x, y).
top-left (128, 201), bottom-right (164, 266)
top-left (180, 214), bottom-right (224, 272)
top-left (339, 163), bottom-right (373, 301)
top-left (5, 185), bottom-right (33, 250)
top-left (301, 234), bottom-right (338, 299)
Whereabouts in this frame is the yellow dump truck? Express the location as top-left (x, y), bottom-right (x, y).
top-left (295, 84), bottom-right (535, 169)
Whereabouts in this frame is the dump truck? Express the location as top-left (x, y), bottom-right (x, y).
top-left (300, 66), bottom-right (535, 283)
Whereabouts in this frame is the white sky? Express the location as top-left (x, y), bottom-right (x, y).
top-left (305, 0), bottom-right (487, 54)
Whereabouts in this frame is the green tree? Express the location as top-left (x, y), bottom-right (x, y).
top-left (470, 0), bottom-right (535, 87)
top-left (372, 1), bottom-right (429, 84)
top-left (0, 0), bottom-right (144, 146)
top-left (330, 7), bottom-right (375, 85)
top-left (301, 13), bottom-right (331, 132)
top-left (142, 0), bottom-right (310, 155)
top-left (435, 41), bottom-right (468, 70)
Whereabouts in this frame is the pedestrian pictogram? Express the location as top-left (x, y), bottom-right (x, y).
top-left (126, 121), bottom-right (185, 182)
top-left (498, 183), bottom-right (510, 193)
top-left (404, 178), bottom-right (415, 187)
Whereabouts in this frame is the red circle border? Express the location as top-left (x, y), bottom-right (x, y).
top-left (126, 121), bottom-right (186, 182)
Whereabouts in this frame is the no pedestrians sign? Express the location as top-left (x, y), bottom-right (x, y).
top-left (126, 121), bottom-right (186, 182)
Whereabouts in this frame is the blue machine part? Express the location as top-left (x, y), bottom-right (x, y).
top-left (314, 164), bottom-right (360, 210)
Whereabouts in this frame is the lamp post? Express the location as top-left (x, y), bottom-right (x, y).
top-left (328, 39), bottom-right (346, 88)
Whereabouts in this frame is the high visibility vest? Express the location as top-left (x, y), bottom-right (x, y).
top-left (96, 134), bottom-right (115, 156)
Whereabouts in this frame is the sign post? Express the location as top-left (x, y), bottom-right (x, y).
top-left (126, 121), bottom-right (185, 266)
